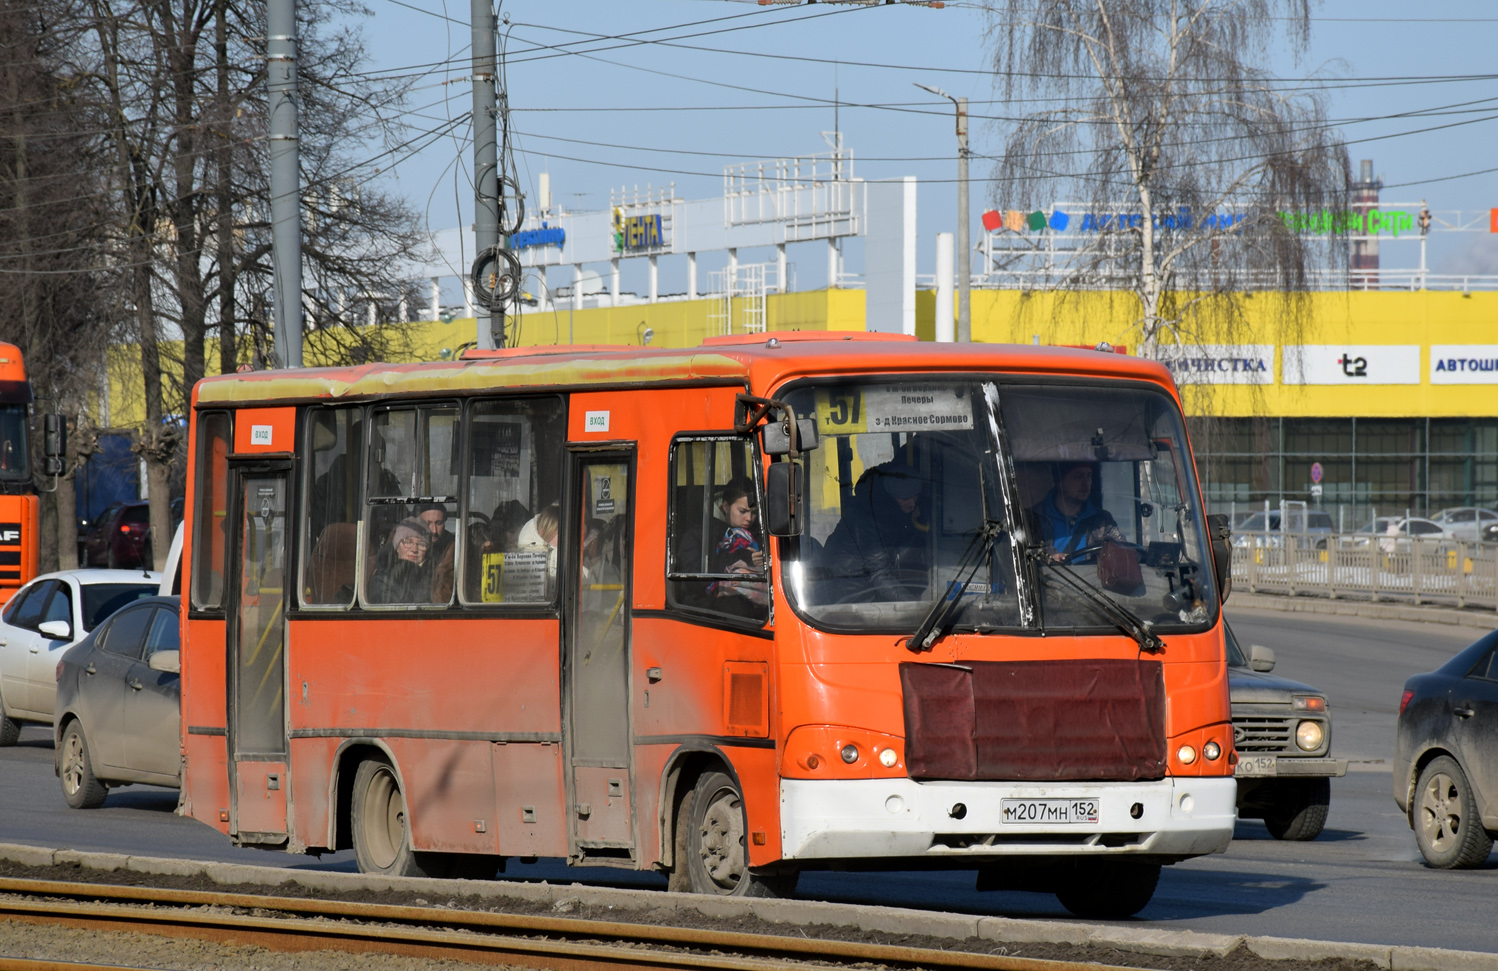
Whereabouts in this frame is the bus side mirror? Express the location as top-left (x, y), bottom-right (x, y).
top-left (1207, 513), bottom-right (1232, 603)
top-left (43, 414), bottom-right (65, 476)
top-left (760, 418), bottom-right (819, 456)
top-left (765, 461), bottom-right (803, 537)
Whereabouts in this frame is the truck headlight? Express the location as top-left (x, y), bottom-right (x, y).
top-left (1295, 720), bottom-right (1324, 752)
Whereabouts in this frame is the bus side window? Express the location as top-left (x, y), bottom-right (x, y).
top-left (363, 404), bottom-right (458, 607)
top-left (302, 407), bottom-right (362, 607)
top-left (666, 437), bottom-right (769, 625)
top-left (460, 397), bottom-right (566, 606)
top-left (190, 412), bottom-right (231, 611)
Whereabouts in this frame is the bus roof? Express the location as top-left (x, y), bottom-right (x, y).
top-left (192, 334), bottom-right (1176, 408)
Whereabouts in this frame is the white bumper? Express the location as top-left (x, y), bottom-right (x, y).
top-left (780, 776), bottom-right (1236, 861)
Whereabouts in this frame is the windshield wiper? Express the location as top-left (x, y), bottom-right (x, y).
top-left (905, 520), bottom-right (1004, 653)
top-left (1032, 549), bottom-right (1165, 653)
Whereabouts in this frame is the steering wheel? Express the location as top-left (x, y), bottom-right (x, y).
top-left (1058, 545), bottom-right (1104, 564)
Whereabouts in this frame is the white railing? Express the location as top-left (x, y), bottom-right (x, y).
top-left (1231, 534), bottom-right (1498, 611)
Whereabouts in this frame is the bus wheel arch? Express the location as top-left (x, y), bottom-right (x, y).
top-left (330, 740), bottom-right (401, 854)
top-left (658, 745), bottom-right (794, 898)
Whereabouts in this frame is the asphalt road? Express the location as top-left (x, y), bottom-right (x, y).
top-left (0, 605), bottom-right (1493, 952)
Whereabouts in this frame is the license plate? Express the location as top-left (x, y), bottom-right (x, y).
top-left (1000, 798), bottom-right (1100, 824)
top-left (1235, 756), bottom-right (1278, 778)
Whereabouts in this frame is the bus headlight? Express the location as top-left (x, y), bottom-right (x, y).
top-left (1203, 741), bottom-right (1221, 761)
top-left (840, 744), bottom-right (860, 764)
top-left (1295, 720), bottom-right (1324, 752)
top-left (1177, 744), bottom-right (1197, 765)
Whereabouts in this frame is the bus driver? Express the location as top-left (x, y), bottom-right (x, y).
top-left (1030, 461), bottom-right (1125, 564)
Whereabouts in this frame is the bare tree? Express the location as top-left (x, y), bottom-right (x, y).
top-left (0, 0), bottom-right (118, 570)
top-left (981, 0), bottom-right (1348, 361)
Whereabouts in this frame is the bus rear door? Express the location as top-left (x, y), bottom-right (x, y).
top-left (226, 462), bottom-right (290, 844)
top-left (564, 449), bottom-right (635, 863)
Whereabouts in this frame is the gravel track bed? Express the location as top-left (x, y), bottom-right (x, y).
top-left (0, 860), bottom-right (1377, 971)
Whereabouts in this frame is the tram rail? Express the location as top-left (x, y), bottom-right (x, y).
top-left (0, 876), bottom-right (1159, 971)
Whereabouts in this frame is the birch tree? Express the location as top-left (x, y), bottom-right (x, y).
top-left (982, 0), bottom-right (1348, 360)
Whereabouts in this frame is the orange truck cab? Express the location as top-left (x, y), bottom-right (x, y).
top-left (0, 343), bottom-right (38, 605)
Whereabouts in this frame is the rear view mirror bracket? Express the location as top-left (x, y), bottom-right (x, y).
top-left (1206, 513), bottom-right (1232, 604)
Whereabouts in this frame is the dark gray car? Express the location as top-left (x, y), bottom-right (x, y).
top-left (1227, 619), bottom-right (1347, 840)
top-left (54, 596), bottom-right (181, 808)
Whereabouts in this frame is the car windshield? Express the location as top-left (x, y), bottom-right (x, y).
top-left (81, 583), bottom-right (158, 630)
top-left (779, 379), bottom-right (1216, 636)
top-left (0, 404), bottom-right (28, 482)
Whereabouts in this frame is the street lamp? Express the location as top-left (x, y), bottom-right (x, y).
top-left (916, 82), bottom-right (969, 342)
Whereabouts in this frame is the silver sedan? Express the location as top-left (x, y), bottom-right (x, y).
top-left (54, 595), bottom-right (181, 808)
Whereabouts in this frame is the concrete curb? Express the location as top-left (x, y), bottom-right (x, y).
top-left (3, 842), bottom-right (1495, 969)
top-left (1229, 591), bottom-right (1498, 630)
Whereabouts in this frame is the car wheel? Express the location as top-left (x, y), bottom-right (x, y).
top-left (350, 759), bottom-right (452, 877)
top-left (682, 770), bottom-right (796, 898)
top-left (0, 707), bottom-right (19, 747)
top-left (1414, 756), bottom-right (1494, 869)
top-left (1263, 777), bottom-right (1331, 841)
top-left (60, 722), bottom-right (107, 809)
top-left (1055, 860), bottom-right (1161, 919)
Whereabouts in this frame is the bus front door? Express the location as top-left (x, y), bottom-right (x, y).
top-left (563, 452), bottom-right (636, 863)
top-left (226, 466), bottom-right (290, 845)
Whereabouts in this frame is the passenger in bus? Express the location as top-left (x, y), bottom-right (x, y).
top-left (515, 503), bottom-right (562, 579)
top-left (705, 480), bottom-right (768, 607)
top-left (1029, 461), bottom-right (1125, 564)
top-left (368, 518), bottom-right (434, 604)
top-left (416, 502), bottom-right (455, 602)
top-left (822, 461), bottom-right (931, 600)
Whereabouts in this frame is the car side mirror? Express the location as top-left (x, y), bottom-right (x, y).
top-left (148, 650), bottom-right (180, 674)
top-left (1206, 513), bottom-right (1232, 603)
top-left (38, 620), bottom-right (71, 641)
top-left (1249, 644), bottom-right (1276, 673)
top-left (765, 461), bottom-right (803, 537)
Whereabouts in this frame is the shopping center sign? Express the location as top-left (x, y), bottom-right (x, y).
top-left (1157, 345), bottom-right (1273, 384)
top-left (983, 207), bottom-right (1418, 236)
top-left (1431, 346), bottom-right (1498, 384)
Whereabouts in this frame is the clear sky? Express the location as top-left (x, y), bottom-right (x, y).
top-left (356, 1), bottom-right (1498, 297)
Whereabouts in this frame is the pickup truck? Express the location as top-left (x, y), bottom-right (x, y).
top-left (1226, 619), bottom-right (1347, 840)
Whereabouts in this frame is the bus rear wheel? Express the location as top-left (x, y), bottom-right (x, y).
top-left (681, 770), bottom-right (795, 898)
top-left (350, 759), bottom-right (445, 878)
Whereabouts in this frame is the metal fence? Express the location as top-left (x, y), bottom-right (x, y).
top-left (1231, 534), bottom-right (1498, 611)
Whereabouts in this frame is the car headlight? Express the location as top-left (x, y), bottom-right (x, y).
top-left (1295, 720), bottom-right (1324, 752)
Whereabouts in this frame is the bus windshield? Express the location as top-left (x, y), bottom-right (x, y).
top-left (0, 404), bottom-right (29, 482)
top-left (780, 378), bottom-right (1216, 636)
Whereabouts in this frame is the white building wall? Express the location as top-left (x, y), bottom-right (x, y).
top-left (865, 178), bottom-right (917, 335)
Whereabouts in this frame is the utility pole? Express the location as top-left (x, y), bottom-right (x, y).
top-left (472, 0), bottom-right (500, 348)
top-left (268, 0), bottom-right (302, 367)
top-left (916, 84), bottom-right (971, 342)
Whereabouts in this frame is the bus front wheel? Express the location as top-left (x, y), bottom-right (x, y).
top-left (1055, 860), bottom-right (1160, 919)
top-left (681, 770), bottom-right (796, 898)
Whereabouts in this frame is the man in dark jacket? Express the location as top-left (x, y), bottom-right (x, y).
top-left (1030, 461), bottom-right (1124, 563)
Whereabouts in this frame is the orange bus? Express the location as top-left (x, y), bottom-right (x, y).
top-left (0, 342), bottom-right (41, 605)
top-left (176, 333), bottom-right (1236, 917)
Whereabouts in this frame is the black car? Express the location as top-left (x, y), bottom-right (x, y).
top-left (1394, 629), bottom-right (1498, 868)
top-left (1226, 620), bottom-right (1345, 840)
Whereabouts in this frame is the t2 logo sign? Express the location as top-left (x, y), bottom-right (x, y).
top-left (1337, 353), bottom-right (1368, 377)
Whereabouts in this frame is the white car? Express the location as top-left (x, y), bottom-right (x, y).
top-left (1430, 507), bottom-right (1498, 544)
top-left (0, 569), bottom-right (161, 744)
